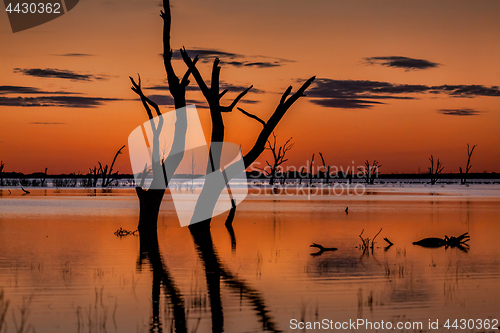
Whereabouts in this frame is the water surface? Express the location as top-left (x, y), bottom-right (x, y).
top-left (0, 188), bottom-right (499, 332)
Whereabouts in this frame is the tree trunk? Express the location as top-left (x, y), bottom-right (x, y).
top-left (136, 187), bottom-right (165, 235)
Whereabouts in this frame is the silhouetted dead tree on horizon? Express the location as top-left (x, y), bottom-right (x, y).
top-left (85, 145), bottom-right (125, 188)
top-left (298, 166), bottom-right (306, 185)
top-left (100, 145), bottom-right (125, 187)
top-left (318, 152), bottom-right (333, 185)
top-left (358, 160), bottom-right (381, 185)
top-left (0, 161), bottom-right (4, 187)
top-left (460, 144), bottom-right (477, 185)
top-left (428, 155), bottom-right (444, 185)
top-left (308, 153), bottom-right (315, 186)
top-left (40, 168), bottom-right (47, 187)
top-left (262, 133), bottom-right (293, 185)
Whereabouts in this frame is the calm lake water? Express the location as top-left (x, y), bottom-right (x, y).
top-left (0, 187), bottom-right (499, 332)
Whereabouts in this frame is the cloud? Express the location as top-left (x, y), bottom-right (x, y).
top-left (172, 49), bottom-right (242, 61)
top-left (0, 85), bottom-right (75, 95)
top-left (30, 122), bottom-right (65, 124)
top-left (239, 99), bottom-right (260, 105)
top-left (146, 94), bottom-right (210, 109)
top-left (0, 96), bottom-right (119, 108)
top-left (435, 85), bottom-right (500, 97)
top-left (365, 56), bottom-right (440, 70)
top-left (13, 68), bottom-right (107, 81)
top-left (168, 48), bottom-right (291, 68)
top-left (145, 81), bottom-right (263, 94)
top-left (308, 78), bottom-right (500, 109)
top-left (55, 53), bottom-right (94, 57)
top-left (438, 108), bottom-right (484, 116)
top-left (147, 94), bottom-right (175, 106)
top-left (310, 98), bottom-right (385, 109)
top-left (225, 61), bottom-right (282, 68)
top-left (0, 85), bottom-right (43, 94)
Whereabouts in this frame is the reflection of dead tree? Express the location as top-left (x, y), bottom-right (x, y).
top-left (428, 155), bottom-right (444, 185)
top-left (358, 160), bottom-right (381, 185)
top-left (318, 152), bottom-right (333, 185)
top-left (224, 199), bottom-right (237, 252)
top-left (262, 133), bottom-right (293, 186)
top-left (137, 233), bottom-right (187, 333)
top-left (0, 289), bottom-right (8, 332)
top-left (460, 144), bottom-right (477, 185)
top-left (190, 227), bottom-right (281, 333)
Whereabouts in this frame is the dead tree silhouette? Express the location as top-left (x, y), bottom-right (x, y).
top-left (179, 48), bottom-right (314, 232)
top-left (0, 161), bottom-right (4, 186)
top-left (128, 2), bottom-right (313, 331)
top-left (358, 160), bottom-right (381, 185)
top-left (308, 153), bottom-right (315, 186)
top-left (129, 0), bottom-right (200, 235)
top-left (318, 152), bottom-right (333, 185)
top-left (261, 133), bottom-right (294, 186)
top-left (460, 144), bottom-right (477, 185)
top-left (85, 145), bottom-right (125, 188)
top-left (428, 155), bottom-right (444, 185)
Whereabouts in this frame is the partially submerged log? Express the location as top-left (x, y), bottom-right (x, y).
top-left (310, 243), bottom-right (338, 256)
top-left (114, 227), bottom-right (138, 236)
top-left (413, 232), bottom-right (470, 249)
top-left (383, 237), bottom-right (394, 246)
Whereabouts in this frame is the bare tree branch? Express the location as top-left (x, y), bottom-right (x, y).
top-left (237, 107), bottom-right (266, 127)
top-left (243, 77), bottom-right (315, 167)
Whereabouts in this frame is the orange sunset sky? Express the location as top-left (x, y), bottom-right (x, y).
top-left (1, 0), bottom-right (499, 175)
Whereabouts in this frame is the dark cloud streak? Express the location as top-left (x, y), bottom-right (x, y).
top-left (365, 56), bottom-right (440, 70)
top-left (14, 68), bottom-right (107, 81)
top-left (167, 48), bottom-right (291, 68)
top-left (0, 96), bottom-right (119, 108)
top-left (438, 108), bottom-right (484, 116)
top-left (308, 78), bottom-right (500, 109)
top-left (56, 53), bottom-right (94, 57)
top-left (0, 85), bottom-right (75, 95)
top-left (30, 122), bottom-right (65, 124)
